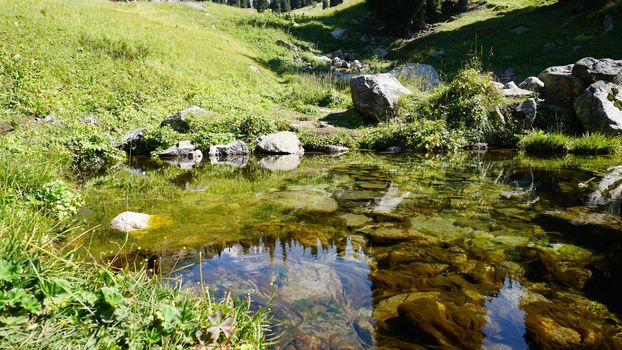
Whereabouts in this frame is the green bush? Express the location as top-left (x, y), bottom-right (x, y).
top-left (358, 119), bottom-right (465, 152)
top-left (298, 130), bottom-right (358, 151)
top-left (518, 131), bottom-right (570, 154)
top-left (142, 126), bottom-right (185, 155)
top-left (569, 133), bottom-right (621, 155)
top-left (66, 132), bottom-right (123, 172)
top-left (429, 62), bottom-right (504, 143)
top-left (284, 74), bottom-right (349, 115)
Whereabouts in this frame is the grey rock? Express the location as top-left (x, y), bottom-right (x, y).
top-left (387, 146), bottom-right (402, 153)
top-left (390, 63), bottom-right (440, 90)
top-left (502, 81), bottom-right (535, 97)
top-left (110, 211), bottom-right (151, 233)
top-left (120, 128), bottom-right (148, 155)
top-left (604, 14), bottom-right (614, 33)
top-left (158, 140), bottom-right (203, 161)
top-left (588, 165), bottom-right (622, 206)
top-left (325, 145), bottom-right (350, 154)
top-left (249, 65), bottom-right (261, 73)
top-left (80, 115), bottom-right (102, 125)
top-left (509, 25), bottom-right (528, 35)
top-left (330, 28), bottom-right (348, 40)
top-left (350, 74), bottom-right (412, 121)
top-left (572, 57), bottom-right (622, 85)
top-left (473, 142), bottom-right (488, 151)
top-left (538, 64), bottom-right (585, 106)
top-left (491, 81), bottom-right (505, 90)
top-left (38, 113), bottom-right (61, 124)
top-left (574, 81), bottom-right (622, 134)
top-left (161, 106), bottom-right (206, 133)
top-left (516, 98), bottom-right (538, 125)
top-left (314, 55), bottom-right (332, 65)
top-left (276, 39), bottom-right (298, 51)
top-left (256, 131), bottom-right (304, 154)
top-left (208, 141), bottom-right (250, 156)
top-left (518, 76), bottom-right (545, 94)
top-left (258, 154), bottom-right (301, 171)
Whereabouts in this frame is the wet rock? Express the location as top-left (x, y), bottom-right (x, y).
top-left (588, 165), bottom-right (622, 206)
top-left (386, 146), bottom-right (401, 153)
top-left (518, 76), bottom-right (545, 94)
top-left (256, 131), bottom-right (304, 154)
top-left (490, 235), bottom-right (530, 247)
top-left (120, 128), bottom-right (148, 156)
top-left (390, 63), bottom-right (440, 90)
top-left (572, 57), bottom-right (622, 85)
top-left (325, 145), bottom-right (350, 155)
top-left (208, 141), bottom-right (250, 156)
top-left (373, 292), bottom-right (441, 324)
top-left (473, 142), bottom-right (488, 151)
top-left (258, 154), bottom-right (301, 171)
top-left (271, 191), bottom-right (338, 213)
top-left (538, 64), bottom-right (585, 106)
top-left (282, 332), bottom-right (328, 350)
top-left (338, 213), bottom-right (372, 227)
top-left (374, 183), bottom-right (410, 214)
top-left (396, 298), bottom-right (485, 349)
top-left (575, 81), bottom-right (622, 134)
top-left (352, 316), bottom-right (374, 347)
top-left (110, 211), bottom-right (151, 233)
top-left (525, 314), bottom-right (582, 349)
top-left (350, 74), bottom-right (412, 121)
top-left (160, 106), bottom-right (206, 133)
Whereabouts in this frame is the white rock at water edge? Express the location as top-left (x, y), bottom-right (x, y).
top-left (110, 211), bottom-right (152, 233)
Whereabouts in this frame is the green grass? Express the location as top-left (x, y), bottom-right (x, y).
top-left (519, 131), bottom-right (622, 155)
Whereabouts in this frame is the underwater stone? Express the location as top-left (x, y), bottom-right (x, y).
top-left (271, 191), bottom-right (338, 213)
top-left (338, 213), bottom-right (372, 227)
top-left (110, 211), bottom-right (151, 233)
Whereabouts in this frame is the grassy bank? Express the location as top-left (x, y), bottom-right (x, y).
top-left (519, 131), bottom-right (622, 155)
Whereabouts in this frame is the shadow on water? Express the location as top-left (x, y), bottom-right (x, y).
top-left (79, 151), bottom-right (622, 349)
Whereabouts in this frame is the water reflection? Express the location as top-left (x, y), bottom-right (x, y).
top-left (482, 278), bottom-right (528, 350)
top-left (177, 237), bottom-right (372, 348)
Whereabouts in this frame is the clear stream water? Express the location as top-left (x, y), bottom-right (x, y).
top-left (78, 151), bottom-right (622, 349)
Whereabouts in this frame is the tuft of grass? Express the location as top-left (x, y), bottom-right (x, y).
top-left (358, 119), bottom-right (466, 152)
top-left (518, 130), bottom-right (570, 154)
top-left (569, 133), bottom-right (621, 155)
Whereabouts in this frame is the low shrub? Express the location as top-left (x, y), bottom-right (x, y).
top-left (569, 133), bottom-right (621, 155)
top-left (66, 132), bottom-right (124, 172)
top-left (358, 119), bottom-right (466, 152)
top-left (284, 74), bottom-right (349, 115)
top-left (518, 131), bottom-right (570, 154)
top-left (142, 126), bottom-right (185, 154)
top-left (298, 130), bottom-right (358, 151)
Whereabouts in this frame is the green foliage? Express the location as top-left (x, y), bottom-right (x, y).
top-left (518, 131), bottom-right (571, 154)
top-left (142, 126), bottom-right (185, 155)
top-left (284, 74), bottom-right (349, 115)
top-left (358, 119), bottom-right (465, 152)
top-left (66, 132), bottom-right (123, 172)
top-left (26, 180), bottom-right (84, 220)
top-left (430, 62), bottom-right (504, 143)
top-left (189, 114), bottom-right (288, 151)
top-left (79, 33), bottom-right (152, 61)
top-left (569, 133), bottom-right (621, 155)
top-left (298, 130), bottom-right (358, 151)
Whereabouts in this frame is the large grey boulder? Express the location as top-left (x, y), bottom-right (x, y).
top-left (516, 98), bottom-right (538, 125)
top-left (390, 63), bottom-right (440, 90)
top-left (572, 57), bottom-right (622, 85)
top-left (256, 131), bottom-right (304, 154)
top-left (518, 76), bottom-right (545, 94)
top-left (574, 81), bottom-right (622, 134)
top-left (160, 106), bottom-right (207, 133)
top-left (158, 140), bottom-right (203, 162)
top-left (208, 141), bottom-right (250, 156)
top-left (110, 211), bottom-right (151, 233)
top-left (350, 74), bottom-right (412, 120)
top-left (538, 64), bottom-right (585, 106)
top-left (331, 28), bottom-right (348, 40)
top-left (120, 128), bottom-right (148, 156)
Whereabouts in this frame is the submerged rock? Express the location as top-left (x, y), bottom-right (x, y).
top-left (574, 81), bottom-right (622, 134)
top-left (325, 145), bottom-right (350, 155)
top-left (256, 131), bottom-right (304, 154)
top-left (160, 106), bottom-right (207, 133)
top-left (350, 74), bottom-right (412, 121)
top-left (209, 155), bottom-right (249, 168)
top-left (110, 211), bottom-right (151, 233)
top-left (338, 213), bottom-right (372, 227)
top-left (271, 191), bottom-right (338, 213)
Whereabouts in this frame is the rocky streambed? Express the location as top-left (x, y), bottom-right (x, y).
top-left (76, 151), bottom-right (622, 349)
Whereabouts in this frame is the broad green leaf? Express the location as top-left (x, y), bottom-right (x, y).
top-left (101, 287), bottom-right (124, 308)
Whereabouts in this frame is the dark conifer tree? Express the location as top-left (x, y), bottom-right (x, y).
top-left (256, 0), bottom-right (269, 12)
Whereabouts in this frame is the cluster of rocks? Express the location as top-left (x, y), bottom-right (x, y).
top-left (495, 57), bottom-right (622, 134)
